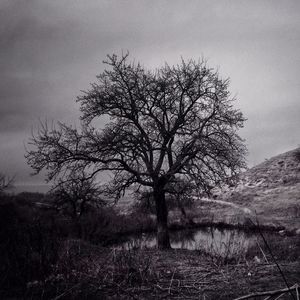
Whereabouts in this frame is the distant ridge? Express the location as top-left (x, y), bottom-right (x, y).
top-left (213, 147), bottom-right (300, 231)
top-left (240, 147), bottom-right (300, 188)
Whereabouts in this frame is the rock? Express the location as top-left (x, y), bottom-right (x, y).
top-left (254, 256), bottom-right (261, 263)
top-left (242, 207), bottom-right (252, 214)
top-left (278, 230), bottom-right (286, 236)
top-left (295, 228), bottom-right (300, 235)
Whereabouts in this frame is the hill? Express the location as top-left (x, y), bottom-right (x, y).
top-left (194, 148), bottom-right (300, 232)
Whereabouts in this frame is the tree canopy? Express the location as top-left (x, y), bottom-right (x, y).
top-left (26, 53), bottom-right (247, 248)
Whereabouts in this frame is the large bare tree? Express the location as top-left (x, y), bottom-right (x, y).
top-left (26, 53), bottom-right (247, 249)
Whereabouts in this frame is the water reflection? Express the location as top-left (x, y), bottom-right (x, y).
top-left (118, 227), bottom-right (257, 257)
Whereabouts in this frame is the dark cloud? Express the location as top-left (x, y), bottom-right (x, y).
top-left (0, 0), bottom-right (299, 184)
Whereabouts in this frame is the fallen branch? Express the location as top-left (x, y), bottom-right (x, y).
top-left (51, 283), bottom-right (82, 300)
top-left (234, 284), bottom-right (299, 300)
top-left (168, 268), bottom-right (176, 294)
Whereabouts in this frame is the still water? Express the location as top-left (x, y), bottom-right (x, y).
top-left (117, 227), bottom-right (265, 257)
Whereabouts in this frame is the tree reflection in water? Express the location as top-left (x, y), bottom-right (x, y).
top-left (118, 227), bottom-right (256, 259)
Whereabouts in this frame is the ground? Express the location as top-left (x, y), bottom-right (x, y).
top-left (23, 242), bottom-right (300, 299)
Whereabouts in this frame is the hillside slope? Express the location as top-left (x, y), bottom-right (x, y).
top-left (195, 148), bottom-right (300, 231)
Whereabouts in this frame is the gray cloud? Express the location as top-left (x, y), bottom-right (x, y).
top-left (0, 0), bottom-right (299, 184)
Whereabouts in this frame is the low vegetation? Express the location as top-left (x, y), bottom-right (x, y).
top-left (1, 185), bottom-right (299, 299)
top-left (0, 148), bottom-right (299, 298)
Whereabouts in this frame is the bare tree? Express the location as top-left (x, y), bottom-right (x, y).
top-left (26, 53), bottom-right (247, 249)
top-left (50, 170), bottom-right (104, 221)
top-left (0, 173), bottom-right (14, 194)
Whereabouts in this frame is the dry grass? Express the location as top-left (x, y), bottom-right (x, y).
top-left (16, 237), bottom-right (299, 299)
top-left (188, 148), bottom-right (300, 232)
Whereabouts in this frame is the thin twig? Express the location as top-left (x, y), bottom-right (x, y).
top-left (296, 284), bottom-right (299, 300)
top-left (168, 268), bottom-right (176, 294)
top-left (234, 284), bottom-right (297, 300)
top-left (249, 216), bottom-right (296, 300)
top-left (273, 292), bottom-right (287, 300)
top-left (255, 238), bottom-right (269, 263)
top-left (51, 283), bottom-right (81, 300)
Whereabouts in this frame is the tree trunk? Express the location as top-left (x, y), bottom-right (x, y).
top-left (153, 186), bottom-right (171, 249)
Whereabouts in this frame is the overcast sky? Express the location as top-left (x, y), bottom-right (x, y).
top-left (1, 0), bottom-right (299, 186)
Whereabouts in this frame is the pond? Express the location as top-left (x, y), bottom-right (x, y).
top-left (116, 227), bottom-right (278, 258)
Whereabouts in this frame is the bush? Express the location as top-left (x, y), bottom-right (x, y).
top-left (0, 196), bottom-right (61, 297)
top-left (0, 192), bottom-right (159, 297)
top-left (294, 149), bottom-right (300, 162)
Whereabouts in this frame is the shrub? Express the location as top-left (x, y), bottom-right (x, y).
top-left (294, 149), bottom-right (300, 162)
top-left (0, 196), bottom-right (61, 297)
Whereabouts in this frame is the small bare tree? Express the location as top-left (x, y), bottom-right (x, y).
top-left (26, 53), bottom-right (247, 249)
top-left (50, 170), bottom-right (104, 221)
top-left (0, 173), bottom-right (14, 194)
